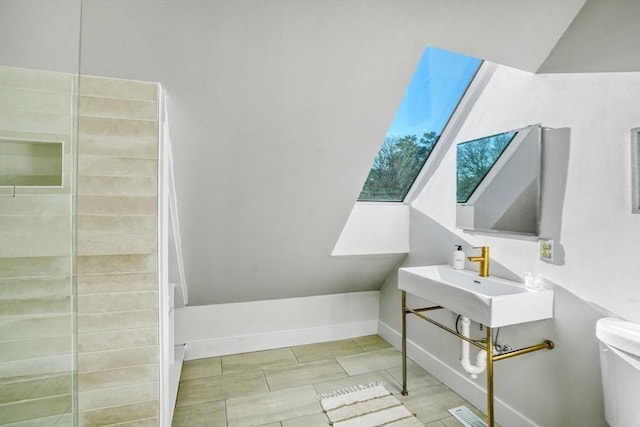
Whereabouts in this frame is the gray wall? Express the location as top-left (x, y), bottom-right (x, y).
top-left (0, 0), bottom-right (586, 305)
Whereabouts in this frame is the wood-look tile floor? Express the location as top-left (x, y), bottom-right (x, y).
top-left (172, 335), bottom-right (487, 427)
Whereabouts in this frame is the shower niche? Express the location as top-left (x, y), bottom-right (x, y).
top-left (0, 138), bottom-right (64, 188)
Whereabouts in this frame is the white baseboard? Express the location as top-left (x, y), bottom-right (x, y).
top-left (377, 320), bottom-right (538, 427)
top-left (176, 292), bottom-right (381, 361)
top-left (184, 319), bottom-right (378, 360)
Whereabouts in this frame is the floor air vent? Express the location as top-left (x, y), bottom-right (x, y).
top-left (447, 406), bottom-right (487, 427)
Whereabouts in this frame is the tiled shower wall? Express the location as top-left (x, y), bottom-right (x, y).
top-left (0, 67), bottom-right (76, 426)
top-left (0, 67), bottom-right (160, 426)
top-left (76, 76), bottom-right (159, 426)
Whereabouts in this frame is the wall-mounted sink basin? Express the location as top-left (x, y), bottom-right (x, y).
top-left (398, 265), bottom-right (554, 327)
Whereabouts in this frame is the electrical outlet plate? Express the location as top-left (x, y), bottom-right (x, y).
top-left (540, 239), bottom-right (553, 262)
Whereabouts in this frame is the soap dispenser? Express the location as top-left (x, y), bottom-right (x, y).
top-left (453, 245), bottom-right (465, 270)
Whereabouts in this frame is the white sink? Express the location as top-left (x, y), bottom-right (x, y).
top-left (398, 265), bottom-right (554, 327)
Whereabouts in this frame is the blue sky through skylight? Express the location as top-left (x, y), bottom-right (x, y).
top-left (387, 48), bottom-right (482, 138)
top-left (358, 47), bottom-right (481, 202)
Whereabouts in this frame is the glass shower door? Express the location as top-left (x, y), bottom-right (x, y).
top-left (0, 65), bottom-right (78, 426)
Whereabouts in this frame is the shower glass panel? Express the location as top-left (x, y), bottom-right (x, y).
top-left (0, 3), bottom-right (81, 425)
top-left (0, 66), bottom-right (78, 426)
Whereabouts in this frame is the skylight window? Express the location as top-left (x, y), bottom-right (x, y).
top-left (358, 48), bottom-right (481, 202)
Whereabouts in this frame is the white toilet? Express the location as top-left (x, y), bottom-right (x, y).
top-left (596, 317), bottom-right (640, 427)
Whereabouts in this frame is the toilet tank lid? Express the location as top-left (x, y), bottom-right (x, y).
top-left (596, 318), bottom-right (640, 356)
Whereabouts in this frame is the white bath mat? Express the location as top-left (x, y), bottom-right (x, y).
top-left (448, 405), bottom-right (487, 427)
top-left (318, 381), bottom-right (422, 427)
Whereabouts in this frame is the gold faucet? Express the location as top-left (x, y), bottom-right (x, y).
top-left (468, 246), bottom-right (490, 277)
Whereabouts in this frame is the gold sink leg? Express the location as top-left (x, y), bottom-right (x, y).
top-left (486, 326), bottom-right (494, 426)
top-left (400, 299), bottom-right (554, 426)
top-left (401, 291), bottom-right (408, 396)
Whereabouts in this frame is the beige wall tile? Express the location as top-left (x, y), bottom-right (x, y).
top-left (0, 314), bottom-right (71, 341)
top-left (78, 364), bottom-right (158, 391)
top-left (0, 186), bottom-right (71, 197)
top-left (76, 254), bottom-right (156, 275)
top-left (77, 196), bottom-right (157, 216)
top-left (0, 353), bottom-right (72, 379)
top-left (0, 276), bottom-right (71, 299)
top-left (0, 373), bottom-right (71, 404)
top-left (0, 394), bottom-right (71, 424)
top-left (0, 215), bottom-right (70, 236)
top-left (78, 347), bottom-right (157, 372)
top-left (77, 176), bottom-right (157, 197)
top-left (78, 382), bottom-right (158, 412)
top-left (77, 308), bottom-right (157, 333)
top-left (0, 233), bottom-right (71, 258)
top-left (76, 272), bottom-right (156, 295)
top-left (79, 400), bottom-right (158, 427)
top-left (78, 135), bottom-right (157, 159)
top-left (78, 327), bottom-right (157, 353)
top-left (0, 110), bottom-right (72, 135)
top-left (0, 336), bottom-right (71, 363)
top-left (77, 291), bottom-right (157, 314)
top-left (0, 129), bottom-right (70, 143)
top-left (1, 67), bottom-right (160, 425)
top-left (79, 76), bottom-right (158, 101)
top-left (78, 381), bottom-right (158, 412)
top-left (77, 233), bottom-right (157, 256)
top-left (0, 256), bottom-right (71, 279)
top-left (77, 215), bottom-right (156, 234)
top-left (6, 413), bottom-right (73, 426)
top-left (0, 194), bottom-right (71, 216)
top-left (0, 66), bottom-right (72, 93)
top-left (0, 295), bottom-right (70, 316)
top-left (78, 155), bottom-right (157, 177)
top-left (79, 116), bottom-right (158, 139)
top-left (0, 87), bottom-right (72, 114)
top-left (79, 96), bottom-right (157, 121)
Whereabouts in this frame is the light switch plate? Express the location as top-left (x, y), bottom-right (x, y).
top-left (540, 239), bottom-right (553, 262)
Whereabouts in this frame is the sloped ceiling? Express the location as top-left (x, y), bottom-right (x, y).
top-left (77, 0), bottom-right (588, 305)
top-left (539, 0), bottom-right (640, 73)
top-left (2, 0), bottom-right (610, 305)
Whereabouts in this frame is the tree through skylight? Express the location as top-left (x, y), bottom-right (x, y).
top-left (358, 47), bottom-right (481, 201)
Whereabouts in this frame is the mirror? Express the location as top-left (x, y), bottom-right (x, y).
top-left (456, 124), bottom-right (541, 236)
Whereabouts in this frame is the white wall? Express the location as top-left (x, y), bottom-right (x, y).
top-left (379, 67), bottom-right (640, 427)
top-left (453, 67), bottom-right (640, 322)
top-left (332, 203), bottom-right (410, 256)
top-left (176, 291), bottom-right (380, 360)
